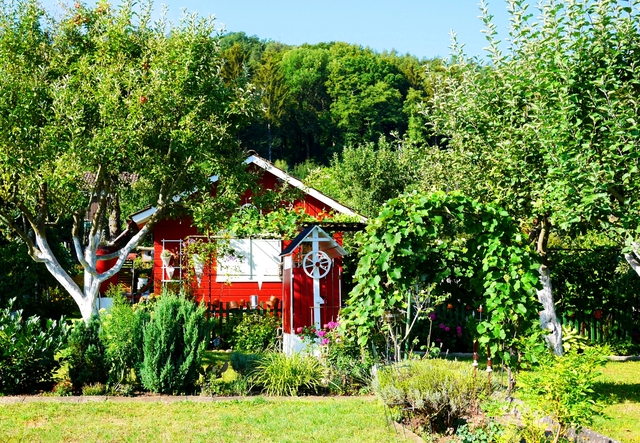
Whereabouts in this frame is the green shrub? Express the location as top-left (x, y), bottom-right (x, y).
top-left (456, 421), bottom-right (504, 443)
top-left (324, 332), bottom-right (374, 395)
top-left (230, 351), bottom-right (262, 375)
top-left (140, 291), bottom-right (208, 394)
top-left (517, 347), bottom-right (607, 440)
top-left (64, 317), bottom-right (109, 388)
top-left (82, 382), bottom-right (106, 396)
top-left (0, 298), bottom-right (68, 394)
top-left (561, 325), bottom-right (590, 354)
top-left (232, 313), bottom-right (280, 353)
top-left (201, 365), bottom-right (250, 396)
top-left (607, 337), bottom-right (640, 356)
top-left (373, 358), bottom-right (480, 433)
top-left (52, 379), bottom-right (74, 396)
top-left (251, 351), bottom-right (326, 396)
top-left (100, 289), bottom-right (149, 386)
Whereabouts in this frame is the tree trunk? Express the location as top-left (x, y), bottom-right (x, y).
top-left (535, 216), bottom-right (563, 355)
top-left (624, 250), bottom-right (640, 277)
top-left (537, 265), bottom-right (563, 355)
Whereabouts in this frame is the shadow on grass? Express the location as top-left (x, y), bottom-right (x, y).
top-left (593, 381), bottom-right (640, 404)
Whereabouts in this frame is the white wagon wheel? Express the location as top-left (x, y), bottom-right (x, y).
top-left (302, 250), bottom-right (332, 279)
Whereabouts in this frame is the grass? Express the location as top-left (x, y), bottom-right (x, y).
top-left (202, 350), bottom-right (232, 367)
top-left (0, 397), bottom-right (412, 443)
top-left (590, 360), bottom-right (640, 443)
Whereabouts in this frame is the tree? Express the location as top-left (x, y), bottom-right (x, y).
top-left (326, 43), bottom-right (410, 147)
top-left (429, 0), bottom-right (640, 353)
top-left (0, 0), bottom-right (253, 321)
top-left (279, 44), bottom-right (335, 163)
top-left (255, 45), bottom-right (288, 162)
top-left (305, 137), bottom-right (426, 218)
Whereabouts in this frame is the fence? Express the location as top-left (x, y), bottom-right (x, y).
top-left (558, 308), bottom-right (638, 343)
top-left (429, 304), bottom-right (638, 350)
top-left (206, 301), bottom-right (282, 346)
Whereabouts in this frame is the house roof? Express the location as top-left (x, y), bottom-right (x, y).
top-left (280, 225), bottom-right (347, 259)
top-left (130, 154), bottom-right (367, 226)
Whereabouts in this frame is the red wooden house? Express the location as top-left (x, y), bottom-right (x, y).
top-left (129, 154), bottom-right (366, 353)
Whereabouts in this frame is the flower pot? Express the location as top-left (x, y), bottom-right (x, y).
top-left (161, 251), bottom-right (172, 267)
top-left (229, 300), bottom-right (239, 309)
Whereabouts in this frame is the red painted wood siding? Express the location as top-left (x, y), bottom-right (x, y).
top-left (150, 166), bottom-right (345, 320)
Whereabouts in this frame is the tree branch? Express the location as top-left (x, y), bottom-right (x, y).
top-left (0, 206), bottom-right (45, 262)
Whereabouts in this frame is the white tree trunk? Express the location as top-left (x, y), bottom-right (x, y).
top-left (33, 216), bottom-right (155, 323)
top-left (624, 251), bottom-right (640, 277)
top-left (537, 265), bottom-right (563, 356)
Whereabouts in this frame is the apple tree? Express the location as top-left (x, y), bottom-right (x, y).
top-left (0, 0), bottom-right (254, 321)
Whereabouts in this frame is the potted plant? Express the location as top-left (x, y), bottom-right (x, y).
top-left (161, 249), bottom-right (173, 267)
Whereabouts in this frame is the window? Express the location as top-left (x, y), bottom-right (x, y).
top-left (216, 239), bottom-right (282, 283)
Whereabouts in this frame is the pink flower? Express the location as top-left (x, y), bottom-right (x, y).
top-left (445, 326), bottom-right (450, 332)
top-left (439, 323), bottom-right (445, 329)
top-left (435, 338), bottom-right (441, 342)
top-left (321, 338), bottom-right (330, 346)
top-left (295, 327), bottom-right (303, 334)
top-left (317, 330), bottom-right (327, 337)
top-left (429, 313), bottom-right (436, 320)
top-left (326, 321), bottom-right (339, 329)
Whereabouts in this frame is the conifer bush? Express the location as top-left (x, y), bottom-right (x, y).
top-left (100, 289), bottom-right (149, 386)
top-left (65, 317), bottom-right (109, 389)
top-left (140, 291), bottom-right (208, 394)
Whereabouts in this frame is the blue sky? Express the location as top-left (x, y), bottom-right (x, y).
top-left (40, 0), bottom-right (514, 59)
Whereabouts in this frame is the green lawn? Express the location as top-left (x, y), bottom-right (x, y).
top-left (591, 360), bottom-right (640, 443)
top-left (0, 396), bottom-right (412, 443)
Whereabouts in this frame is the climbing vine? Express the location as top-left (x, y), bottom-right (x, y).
top-left (341, 192), bottom-right (542, 364)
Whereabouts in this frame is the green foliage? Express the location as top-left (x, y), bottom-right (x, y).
top-left (64, 317), bottom-right (109, 389)
top-left (324, 334), bottom-right (374, 395)
top-left (431, 0), bottom-right (640, 253)
top-left (0, 298), bottom-right (68, 394)
top-left (231, 313), bottom-right (281, 353)
top-left (305, 138), bottom-right (427, 219)
top-left (607, 338), bottom-right (640, 357)
top-left (140, 291), bottom-right (208, 394)
top-left (81, 382), bottom-right (106, 396)
top-left (342, 191), bottom-right (542, 365)
top-left (201, 364), bottom-right (250, 396)
top-left (373, 358), bottom-right (482, 433)
top-left (518, 347), bottom-right (608, 440)
top-left (51, 379), bottom-right (73, 397)
top-left (561, 325), bottom-right (589, 354)
top-left (250, 351), bottom-right (326, 396)
top-left (229, 351), bottom-right (262, 375)
top-left (0, 234), bottom-right (77, 319)
top-left (100, 290), bottom-right (149, 386)
top-left (0, 0), bottom-right (254, 321)
top-left (456, 421), bottom-right (504, 443)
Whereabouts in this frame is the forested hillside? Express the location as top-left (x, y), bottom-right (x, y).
top-left (219, 32), bottom-right (443, 168)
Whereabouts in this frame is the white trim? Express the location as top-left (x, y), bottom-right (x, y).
top-left (131, 207), bottom-right (156, 226)
top-left (130, 155), bottom-right (367, 226)
top-left (245, 156), bottom-right (366, 221)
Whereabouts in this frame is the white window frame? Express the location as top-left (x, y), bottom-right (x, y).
top-left (216, 239), bottom-right (282, 283)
